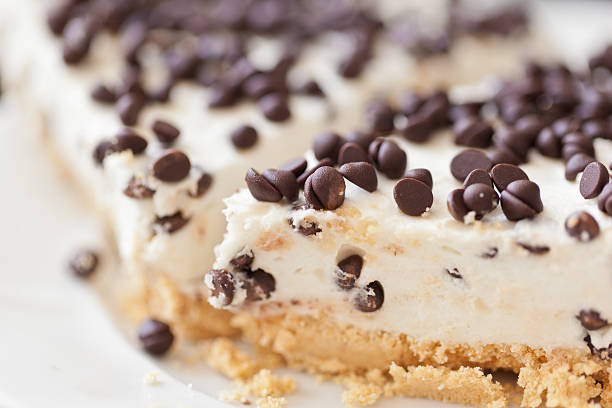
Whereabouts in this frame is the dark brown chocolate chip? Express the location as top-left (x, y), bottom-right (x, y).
top-left (297, 80), bottom-right (324, 97)
top-left (517, 242), bottom-right (550, 254)
top-left (463, 184), bottom-right (499, 216)
top-left (138, 318), bottom-right (174, 356)
top-left (369, 139), bottom-right (407, 179)
top-left (124, 176), bottom-right (155, 199)
top-left (580, 161), bottom-right (610, 199)
top-left (313, 132), bottom-right (344, 162)
top-left (289, 217), bottom-right (322, 236)
top-left (305, 166), bottom-right (346, 211)
top-left (366, 100), bottom-right (395, 135)
top-left (552, 117), bottom-right (582, 138)
top-left (486, 148), bottom-right (521, 166)
top-left (481, 247), bottom-right (498, 258)
top-left (262, 169), bottom-right (299, 202)
top-left (62, 18), bottom-right (93, 65)
top-left (258, 93), bottom-right (290, 122)
top-left (91, 84), bottom-right (117, 104)
top-left (399, 92), bottom-right (424, 116)
top-left (450, 149), bottom-right (493, 181)
top-left (399, 113), bottom-right (432, 143)
top-left (47, 1), bottom-right (73, 35)
top-left (338, 143), bottom-right (368, 165)
top-left (230, 251), bottom-right (254, 271)
top-left (114, 128), bottom-right (148, 155)
top-left (447, 188), bottom-right (469, 222)
top-left (493, 128), bottom-right (530, 163)
top-left (598, 183), bottom-right (612, 215)
top-left (577, 310), bottom-right (608, 331)
top-left (565, 153), bottom-right (595, 181)
top-left (346, 131), bottom-right (375, 151)
top-left (393, 178), bottom-right (433, 216)
top-left (445, 268), bottom-right (462, 279)
top-left (296, 158), bottom-right (334, 186)
top-left (336, 255), bottom-right (363, 290)
top-left (420, 91), bottom-right (450, 128)
top-left (535, 127), bottom-right (562, 158)
top-left (116, 93), bottom-right (145, 126)
top-left (230, 125), bottom-right (258, 149)
top-left (206, 269), bottom-right (236, 306)
top-left (190, 172), bottom-right (213, 197)
top-left (565, 211), bottom-right (600, 242)
top-left (208, 83), bottom-right (240, 108)
top-left (153, 212), bottom-right (190, 234)
top-left (500, 180), bottom-right (543, 221)
top-left (490, 163), bottom-right (529, 192)
top-left (405, 168), bottom-right (433, 189)
top-left (562, 132), bottom-right (594, 161)
top-left (93, 140), bottom-right (114, 165)
top-left (449, 103), bottom-right (481, 122)
top-left (152, 120), bottom-right (180, 145)
top-left (353, 281), bottom-right (384, 312)
top-left (279, 157), bottom-right (307, 178)
top-left (453, 117), bottom-right (493, 148)
top-left (463, 168), bottom-right (492, 189)
top-left (339, 162), bottom-right (377, 192)
top-left (244, 269), bottom-right (276, 302)
top-left (153, 149), bottom-right (191, 182)
top-left (582, 119), bottom-right (612, 140)
top-left (245, 168), bottom-right (282, 202)
top-left (69, 249), bottom-right (99, 278)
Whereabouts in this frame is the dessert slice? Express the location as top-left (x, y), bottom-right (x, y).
top-left (207, 56), bottom-right (612, 407)
top-left (1, 0), bottom-right (543, 339)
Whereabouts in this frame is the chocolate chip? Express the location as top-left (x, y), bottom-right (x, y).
top-left (353, 281), bottom-right (384, 312)
top-left (338, 47), bottom-right (368, 78)
top-left (262, 169), bottom-right (299, 202)
top-left (258, 93), bottom-right (290, 122)
top-left (463, 168), bottom-right (492, 189)
top-left (552, 117), bottom-right (582, 138)
top-left (93, 140), bottom-right (113, 165)
top-left (313, 132), bottom-right (344, 162)
top-left (62, 17), bottom-right (93, 65)
top-left (490, 163), bottom-right (529, 192)
top-left (500, 180), bottom-right (543, 221)
top-left (565, 153), bottom-right (595, 181)
top-left (116, 93), bottom-right (145, 126)
top-left (152, 120), bottom-right (180, 145)
top-left (153, 212), bottom-right (190, 234)
top-left (517, 242), bottom-right (550, 254)
top-left (346, 131), bottom-right (375, 151)
top-left (486, 148), bottom-right (521, 166)
top-left (393, 177), bottom-right (433, 216)
top-left (445, 268), bottom-right (462, 279)
top-left (580, 161), bottom-right (610, 199)
top-left (289, 217), bottom-right (322, 236)
top-left (493, 128), bottom-right (531, 163)
top-left (208, 82), bottom-right (241, 107)
top-left (366, 100), bottom-right (395, 135)
top-left (230, 125), bottom-right (258, 149)
top-left (279, 157), bottom-right (307, 178)
top-left (206, 269), bottom-right (236, 306)
top-left (368, 138), bottom-right (407, 179)
top-left (562, 132), bottom-right (594, 161)
top-left (450, 149), bottom-right (492, 181)
top-left (582, 119), bottom-right (612, 140)
top-left (138, 318), bottom-right (174, 356)
top-left (69, 249), bottom-right (99, 278)
top-left (339, 162), bottom-right (377, 192)
top-left (577, 309), bottom-right (608, 331)
top-left (190, 172), bottom-right (213, 197)
top-left (47, 1), bottom-right (74, 35)
top-left (296, 158), bottom-right (334, 186)
top-left (449, 103), bottom-right (481, 122)
top-left (565, 211), bottom-right (600, 242)
top-left (124, 176), bottom-right (155, 199)
top-left (91, 84), bottom-right (116, 104)
top-left (230, 251), bottom-right (254, 271)
top-left (336, 255), bottom-right (363, 290)
top-left (399, 92), bottom-right (424, 116)
top-left (598, 183), bottom-right (612, 215)
top-left (153, 150), bottom-right (191, 182)
top-left (398, 113), bottom-right (432, 143)
top-left (453, 116), bottom-right (493, 148)
top-left (447, 188), bottom-right (469, 222)
top-left (420, 91), bottom-right (449, 128)
top-left (481, 247), bottom-right (498, 258)
top-left (405, 168), bottom-right (433, 189)
top-left (297, 80), bottom-right (324, 97)
top-left (245, 168), bottom-right (282, 202)
top-left (337, 143), bottom-right (367, 165)
top-left (463, 184), bottom-right (499, 216)
top-left (535, 127), bottom-right (561, 158)
top-left (244, 269), bottom-right (276, 301)
top-left (304, 166), bottom-right (346, 210)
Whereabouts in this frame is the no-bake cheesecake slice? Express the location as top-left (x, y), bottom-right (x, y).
top-left (0, 0), bottom-right (542, 339)
top-left (207, 55), bottom-right (612, 406)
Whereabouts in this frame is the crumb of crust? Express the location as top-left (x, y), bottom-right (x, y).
top-left (143, 371), bottom-right (160, 385)
top-left (256, 396), bottom-right (288, 408)
top-left (205, 338), bottom-right (261, 380)
top-left (220, 369), bottom-right (296, 407)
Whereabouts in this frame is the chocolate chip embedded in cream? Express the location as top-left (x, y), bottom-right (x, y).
top-left (393, 178), bottom-right (433, 216)
top-left (304, 166), bottom-right (346, 210)
top-left (336, 255), bottom-right (363, 290)
top-left (445, 268), bottom-right (462, 279)
top-left (245, 168), bottom-right (282, 202)
top-left (500, 180), bottom-right (543, 221)
top-left (116, 93), bottom-right (145, 126)
top-left (69, 249), bottom-right (99, 278)
top-left (279, 157), bottom-right (307, 178)
top-left (244, 269), bottom-right (276, 302)
top-left (153, 212), bottom-right (190, 234)
top-left (368, 138), bottom-right (407, 179)
top-left (258, 93), bottom-right (290, 122)
top-left (453, 116), bottom-right (494, 148)
top-left (353, 281), bottom-right (384, 312)
top-left (124, 176), bottom-right (155, 199)
top-left (338, 143), bottom-right (368, 165)
top-left (565, 153), bottom-right (595, 181)
top-left (262, 169), bottom-right (299, 202)
top-left (138, 318), bottom-right (174, 356)
top-left (577, 309), bottom-right (608, 331)
top-left (490, 163), bottom-right (529, 192)
top-left (598, 183), bottom-right (612, 215)
top-left (481, 247), bottom-right (499, 259)
top-left (313, 132), bottom-right (344, 162)
top-left (91, 84), bottom-right (117, 104)
top-left (405, 168), bottom-right (433, 189)
top-left (339, 162), bottom-right (377, 192)
top-left (517, 242), bottom-right (550, 254)
top-left (463, 168), bottom-right (492, 189)
top-left (152, 120), bottom-right (180, 145)
top-left (206, 269), bottom-right (236, 306)
top-left (230, 251), bottom-right (254, 272)
top-left (230, 125), bottom-right (258, 149)
top-left (450, 149), bottom-right (493, 181)
top-left (297, 80), bottom-right (325, 97)
top-left (447, 188), bottom-right (469, 222)
top-left (62, 17), bottom-right (93, 65)
top-left (114, 129), bottom-right (148, 155)
top-left (580, 161), bottom-right (610, 199)
top-left (565, 211), bottom-right (600, 242)
top-left (190, 172), bottom-right (213, 198)
top-left (463, 184), bottom-right (499, 217)
top-left (153, 149), bottom-right (191, 182)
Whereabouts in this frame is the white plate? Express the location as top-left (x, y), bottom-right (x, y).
top-left (2, 2), bottom-right (612, 407)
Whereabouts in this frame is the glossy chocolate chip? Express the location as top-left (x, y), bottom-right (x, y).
top-left (490, 163), bottom-right (529, 192)
top-left (500, 180), bottom-right (543, 221)
top-left (562, 132), bottom-right (594, 161)
top-left (577, 310), bottom-right (608, 331)
top-left (305, 166), bottom-right (346, 210)
top-left (405, 168), bottom-right (433, 189)
top-left (244, 269), bottom-right (276, 301)
top-left (487, 148), bottom-right (521, 166)
top-left (463, 184), bottom-right (499, 216)
top-left (245, 168), bottom-right (282, 202)
top-left (346, 131), bottom-right (375, 151)
top-left (153, 150), bottom-right (191, 182)
top-left (580, 161), bottom-right (610, 199)
top-left (279, 157), bottom-right (307, 178)
top-left (190, 172), bottom-right (213, 197)
top-left (393, 178), bottom-right (433, 216)
top-left (313, 132), bottom-right (344, 162)
top-left (369, 139), bottom-right (407, 179)
top-left (152, 120), bottom-right (180, 145)
top-left (116, 93), bottom-right (145, 126)
top-left (535, 127), bottom-right (562, 158)
top-left (353, 281), bottom-right (384, 312)
top-left (463, 168), bottom-right (492, 189)
top-left (335, 255), bottom-right (363, 290)
top-left (69, 249), bottom-right (99, 278)
top-left (399, 113), bottom-right (432, 143)
top-left (338, 143), bottom-right (368, 165)
top-left (230, 125), bottom-right (258, 149)
top-left (339, 162), bottom-right (377, 192)
top-left (296, 158), bottom-right (334, 186)
top-left (453, 116), bottom-right (494, 148)
top-left (366, 100), bottom-right (395, 135)
top-left (262, 169), bottom-right (299, 202)
top-left (450, 149), bottom-right (493, 181)
top-left (138, 318), bottom-right (174, 356)
top-left (565, 153), bottom-right (595, 181)
top-left (258, 93), bottom-right (290, 122)
top-left (447, 188), bottom-right (469, 222)
top-left (565, 211), bottom-right (600, 242)
top-left (206, 269), bottom-right (236, 306)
